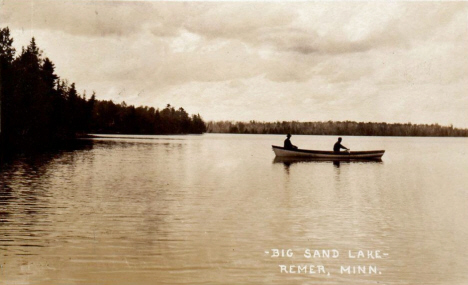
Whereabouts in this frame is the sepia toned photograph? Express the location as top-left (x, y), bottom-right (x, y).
top-left (1, 1), bottom-right (468, 284)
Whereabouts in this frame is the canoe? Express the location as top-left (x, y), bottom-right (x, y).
top-left (273, 157), bottom-right (382, 164)
top-left (272, 145), bottom-right (385, 159)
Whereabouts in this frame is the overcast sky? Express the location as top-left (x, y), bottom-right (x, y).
top-left (1, 1), bottom-right (467, 127)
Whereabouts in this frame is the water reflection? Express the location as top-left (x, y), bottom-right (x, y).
top-left (273, 156), bottom-right (383, 167)
top-left (1, 139), bottom-right (94, 165)
top-left (0, 139), bottom-right (95, 247)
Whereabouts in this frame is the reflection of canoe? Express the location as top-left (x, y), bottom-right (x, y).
top-left (272, 145), bottom-right (385, 159)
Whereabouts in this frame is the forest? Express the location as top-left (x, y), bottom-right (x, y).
top-left (0, 27), bottom-right (206, 151)
top-left (206, 120), bottom-right (468, 137)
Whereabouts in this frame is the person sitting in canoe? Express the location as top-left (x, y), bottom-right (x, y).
top-left (284, 134), bottom-right (298, 150)
top-left (333, 137), bottom-right (350, 153)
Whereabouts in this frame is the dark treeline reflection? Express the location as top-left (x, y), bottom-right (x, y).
top-left (0, 27), bottom-right (206, 152)
top-left (207, 120), bottom-right (468, 137)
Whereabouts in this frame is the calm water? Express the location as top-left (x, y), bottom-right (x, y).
top-left (1, 134), bottom-right (468, 285)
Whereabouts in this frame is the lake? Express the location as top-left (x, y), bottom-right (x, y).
top-left (1, 134), bottom-right (468, 285)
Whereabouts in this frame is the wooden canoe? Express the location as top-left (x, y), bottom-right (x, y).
top-left (272, 145), bottom-right (385, 159)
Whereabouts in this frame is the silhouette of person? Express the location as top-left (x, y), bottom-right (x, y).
top-left (284, 134), bottom-right (298, 150)
top-left (333, 137), bottom-right (349, 152)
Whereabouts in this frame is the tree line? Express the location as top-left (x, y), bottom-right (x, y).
top-left (92, 101), bottom-right (206, 135)
top-left (206, 120), bottom-right (468, 137)
top-left (0, 27), bottom-right (206, 151)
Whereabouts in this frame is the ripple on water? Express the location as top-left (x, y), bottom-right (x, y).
top-left (1, 135), bottom-right (468, 285)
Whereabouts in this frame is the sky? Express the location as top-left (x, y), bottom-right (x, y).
top-left (1, 0), bottom-right (468, 127)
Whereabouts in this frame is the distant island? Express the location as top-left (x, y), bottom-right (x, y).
top-left (206, 120), bottom-right (468, 137)
top-left (0, 27), bottom-right (206, 153)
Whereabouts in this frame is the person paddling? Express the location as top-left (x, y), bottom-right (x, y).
top-left (284, 134), bottom-right (298, 150)
top-left (333, 137), bottom-right (349, 153)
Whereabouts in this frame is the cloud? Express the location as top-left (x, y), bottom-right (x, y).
top-left (1, 1), bottom-right (467, 127)
top-left (1, 0), bottom-right (154, 37)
